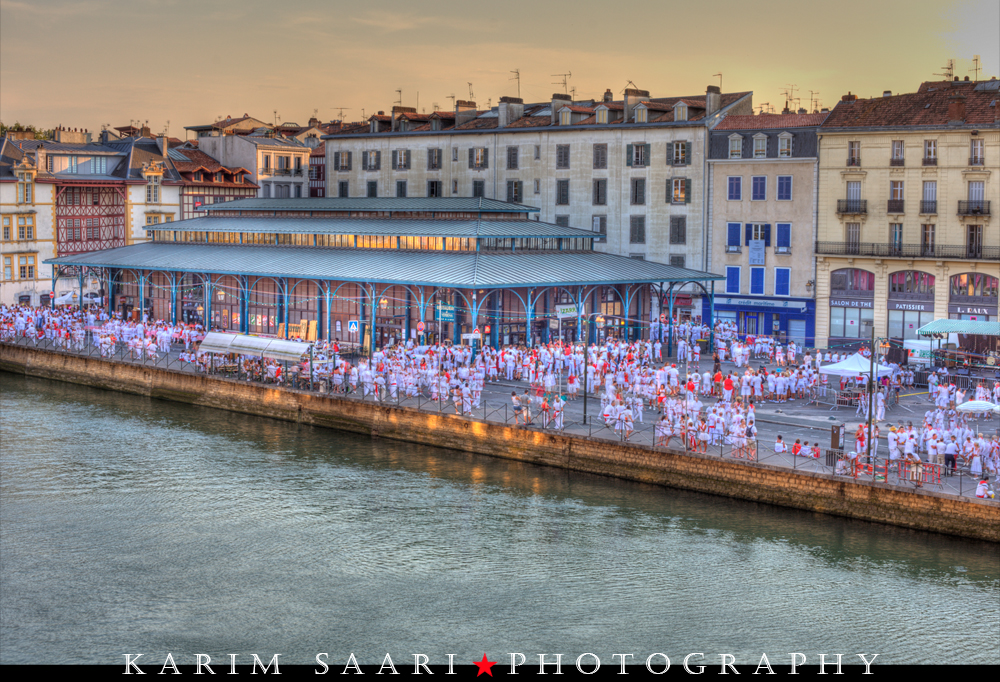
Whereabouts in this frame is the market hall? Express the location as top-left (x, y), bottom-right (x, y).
top-left (44, 197), bottom-right (725, 350)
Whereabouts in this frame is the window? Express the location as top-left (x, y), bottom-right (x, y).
top-left (750, 267), bottom-right (765, 295)
top-left (427, 148), bottom-right (442, 170)
top-left (726, 266), bottom-right (740, 294)
top-left (262, 185), bottom-right (270, 198)
top-left (396, 180), bottom-right (407, 198)
top-left (452, 147), bottom-right (459, 162)
top-left (428, 180), bottom-right (443, 198)
top-left (146, 215), bottom-right (160, 225)
top-left (469, 148), bottom-right (488, 169)
top-left (669, 216), bottom-right (686, 244)
top-left (847, 141), bottom-right (860, 166)
top-left (728, 177), bottom-right (742, 201)
top-left (67, 156), bottom-right (78, 173)
top-left (921, 224), bottom-right (935, 255)
top-left (967, 225), bottom-right (984, 258)
top-left (505, 146), bottom-right (519, 170)
top-left (671, 141), bottom-right (691, 165)
top-left (778, 133), bottom-right (792, 158)
top-left (891, 140), bottom-right (905, 164)
top-left (146, 175), bottom-right (160, 203)
top-left (592, 215), bottom-right (607, 241)
top-left (970, 138), bottom-right (984, 165)
top-left (367, 181), bottom-right (378, 198)
top-left (726, 222), bottom-right (742, 252)
top-left (672, 178), bottom-right (690, 204)
top-left (16, 215), bottom-right (33, 239)
top-left (533, 179), bottom-right (540, 194)
top-left (555, 215), bottom-right (570, 228)
top-left (363, 150), bottom-right (381, 171)
top-left (845, 222), bottom-right (861, 251)
top-left (728, 136), bottom-right (742, 159)
top-left (559, 110), bottom-right (571, 126)
top-left (751, 176), bottom-right (766, 201)
top-left (634, 107), bottom-right (647, 123)
top-left (669, 255), bottom-right (686, 268)
top-left (506, 180), bottom-right (523, 203)
top-left (16, 173), bottom-right (33, 204)
top-left (629, 216), bottom-right (645, 244)
top-left (534, 145), bottom-right (540, 160)
top-left (294, 185), bottom-right (302, 198)
top-left (452, 180), bottom-right (458, 195)
top-left (18, 254), bottom-right (35, 280)
top-left (2, 215), bottom-right (9, 240)
top-left (338, 181), bottom-right (349, 198)
top-left (774, 268), bottom-right (791, 296)
top-left (593, 144), bottom-right (608, 169)
top-left (3, 255), bottom-right (10, 280)
top-left (777, 176), bottom-right (792, 201)
top-left (628, 143), bottom-right (650, 167)
top-left (775, 223), bottom-right (791, 253)
top-left (473, 180), bottom-right (485, 198)
top-left (747, 223), bottom-right (770, 243)
top-left (630, 178), bottom-right (645, 205)
top-left (556, 145), bottom-right (570, 169)
top-left (923, 140), bottom-right (937, 165)
top-left (556, 179), bottom-right (570, 205)
top-left (334, 151), bottom-right (352, 171)
top-left (753, 136), bottom-right (767, 158)
top-left (597, 109), bottom-right (608, 124)
top-left (392, 149), bottom-right (410, 170)
top-left (593, 179), bottom-right (607, 205)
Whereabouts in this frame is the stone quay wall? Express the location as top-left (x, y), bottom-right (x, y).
top-left (3, 343), bottom-right (997, 543)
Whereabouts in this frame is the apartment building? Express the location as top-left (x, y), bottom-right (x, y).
top-left (168, 146), bottom-right (259, 218)
top-left (198, 133), bottom-right (310, 199)
top-left (707, 111), bottom-right (828, 346)
top-left (815, 77), bottom-right (1000, 349)
top-left (323, 85), bottom-right (753, 319)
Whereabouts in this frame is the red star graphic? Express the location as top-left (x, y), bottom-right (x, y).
top-left (474, 654), bottom-right (497, 677)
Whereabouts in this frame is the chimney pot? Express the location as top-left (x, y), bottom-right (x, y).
top-left (604, 89), bottom-right (613, 103)
top-left (883, 90), bottom-right (892, 98)
top-left (706, 85), bottom-right (722, 115)
top-left (797, 108), bottom-right (807, 114)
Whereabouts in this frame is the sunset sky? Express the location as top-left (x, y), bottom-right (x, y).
top-left (2, 0), bottom-right (998, 137)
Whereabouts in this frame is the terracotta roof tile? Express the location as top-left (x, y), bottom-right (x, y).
top-left (821, 85), bottom-right (999, 128)
top-left (714, 112), bottom-right (829, 130)
top-left (505, 116), bottom-right (552, 129)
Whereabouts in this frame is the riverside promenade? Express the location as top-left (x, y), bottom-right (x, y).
top-left (2, 337), bottom-right (998, 542)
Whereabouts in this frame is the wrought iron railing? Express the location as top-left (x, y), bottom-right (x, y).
top-left (958, 200), bottom-right (990, 216)
top-left (836, 199), bottom-right (867, 214)
top-left (920, 200), bottom-right (937, 214)
top-left (816, 241), bottom-right (1000, 260)
top-left (887, 199), bottom-right (905, 213)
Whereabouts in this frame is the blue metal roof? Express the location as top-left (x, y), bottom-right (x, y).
top-left (203, 196), bottom-right (540, 213)
top-left (45, 242), bottom-right (723, 288)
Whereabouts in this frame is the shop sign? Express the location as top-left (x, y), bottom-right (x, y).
top-left (948, 304), bottom-right (997, 316)
top-left (436, 304), bottom-right (456, 322)
top-left (720, 297), bottom-right (808, 312)
top-left (556, 304), bottom-right (577, 319)
top-left (829, 299), bottom-right (874, 309)
top-left (888, 301), bottom-right (933, 312)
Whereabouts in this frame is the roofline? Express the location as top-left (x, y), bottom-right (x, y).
top-left (817, 122), bottom-right (1000, 133)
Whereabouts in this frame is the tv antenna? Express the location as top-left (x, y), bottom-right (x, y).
top-left (970, 55), bottom-right (982, 81)
top-left (447, 94), bottom-right (456, 109)
top-left (570, 86), bottom-right (577, 100)
top-left (163, 120), bottom-right (170, 135)
top-left (757, 102), bottom-right (774, 114)
top-left (467, 83), bottom-right (475, 100)
top-left (809, 90), bottom-right (821, 113)
top-left (329, 106), bottom-right (351, 120)
top-left (934, 58), bottom-right (955, 79)
top-left (551, 71), bottom-right (572, 94)
top-left (432, 102), bottom-right (440, 112)
top-left (712, 73), bottom-right (722, 90)
top-left (394, 89), bottom-right (402, 108)
top-left (620, 80), bottom-right (639, 94)
top-left (509, 69), bottom-right (521, 98)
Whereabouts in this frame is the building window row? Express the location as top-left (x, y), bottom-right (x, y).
top-left (727, 175), bottom-right (793, 201)
top-left (843, 137), bottom-right (984, 167)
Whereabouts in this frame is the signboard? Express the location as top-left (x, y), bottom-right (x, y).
top-left (436, 304), bottom-right (456, 322)
top-left (556, 304), bottom-right (577, 319)
top-left (461, 333), bottom-right (481, 340)
top-left (830, 299), bottom-right (874, 309)
top-left (888, 301), bottom-right (933, 312)
top-left (748, 239), bottom-right (766, 265)
top-left (472, 328), bottom-right (480, 335)
top-left (719, 297), bottom-right (808, 312)
top-left (347, 320), bottom-right (359, 333)
top-left (416, 321), bottom-right (425, 333)
top-left (948, 304), bottom-right (997, 316)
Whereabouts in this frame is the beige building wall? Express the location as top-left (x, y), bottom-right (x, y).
top-left (0, 179), bottom-right (56, 305)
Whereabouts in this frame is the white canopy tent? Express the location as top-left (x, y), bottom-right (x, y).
top-left (956, 400), bottom-right (1000, 414)
top-left (819, 352), bottom-right (894, 378)
top-left (197, 332), bottom-right (309, 362)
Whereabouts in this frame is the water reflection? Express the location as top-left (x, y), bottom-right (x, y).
top-left (2, 373), bottom-right (997, 665)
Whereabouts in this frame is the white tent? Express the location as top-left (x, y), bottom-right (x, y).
top-left (956, 400), bottom-right (1000, 414)
top-left (819, 352), bottom-right (894, 377)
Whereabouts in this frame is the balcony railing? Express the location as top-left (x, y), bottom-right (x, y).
top-left (846, 156), bottom-right (861, 167)
top-left (920, 200), bottom-right (938, 214)
top-left (958, 200), bottom-right (991, 216)
top-left (922, 157), bottom-right (937, 166)
top-left (258, 167), bottom-right (305, 177)
top-left (969, 156), bottom-right (985, 166)
top-left (889, 158), bottom-right (905, 167)
top-left (837, 199), bottom-right (867, 214)
top-left (887, 199), bottom-right (905, 213)
top-left (816, 241), bottom-right (1000, 260)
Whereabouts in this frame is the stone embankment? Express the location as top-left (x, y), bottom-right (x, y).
top-left (2, 343), bottom-right (997, 542)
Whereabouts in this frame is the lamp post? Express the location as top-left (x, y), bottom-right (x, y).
top-left (865, 329), bottom-right (891, 468)
top-left (580, 312), bottom-right (607, 425)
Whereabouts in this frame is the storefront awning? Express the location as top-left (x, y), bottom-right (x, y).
top-left (917, 319), bottom-right (1000, 337)
top-left (261, 339), bottom-right (310, 362)
top-left (198, 332), bottom-right (310, 361)
top-left (197, 332), bottom-right (238, 354)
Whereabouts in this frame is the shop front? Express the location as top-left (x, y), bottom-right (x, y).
top-left (827, 268), bottom-right (875, 350)
top-left (705, 295), bottom-right (815, 347)
top-left (949, 272), bottom-right (998, 322)
top-left (886, 270), bottom-right (935, 341)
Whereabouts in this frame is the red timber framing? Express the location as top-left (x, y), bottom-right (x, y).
top-left (55, 185), bottom-right (127, 256)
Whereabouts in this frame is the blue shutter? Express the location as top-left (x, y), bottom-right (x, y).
top-left (726, 267), bottom-right (740, 293)
top-left (776, 223), bottom-right (791, 248)
top-left (727, 223), bottom-right (740, 247)
top-left (764, 224), bottom-right (771, 247)
top-left (751, 268), bottom-right (765, 295)
top-left (745, 224), bottom-right (753, 245)
top-left (775, 269), bottom-right (790, 296)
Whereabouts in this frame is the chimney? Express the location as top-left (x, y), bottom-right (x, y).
top-left (550, 93), bottom-right (572, 125)
top-left (140, 125), bottom-right (151, 138)
top-left (821, 107), bottom-right (830, 113)
top-left (498, 96), bottom-right (524, 128)
top-left (841, 92), bottom-right (857, 102)
top-left (797, 108), bottom-right (807, 114)
top-left (308, 116), bottom-right (319, 128)
top-left (35, 143), bottom-right (46, 172)
top-left (706, 85), bottom-right (721, 116)
top-left (390, 105), bottom-right (416, 132)
top-left (883, 90), bottom-right (892, 98)
top-left (604, 89), bottom-right (613, 103)
top-left (948, 92), bottom-right (967, 124)
top-left (158, 133), bottom-right (169, 157)
top-left (455, 100), bottom-right (478, 126)
top-left (622, 88), bottom-right (649, 124)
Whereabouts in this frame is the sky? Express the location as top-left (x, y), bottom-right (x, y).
top-left (1, 0), bottom-right (998, 137)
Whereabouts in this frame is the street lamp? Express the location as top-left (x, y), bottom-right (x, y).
top-left (864, 329), bottom-right (891, 468)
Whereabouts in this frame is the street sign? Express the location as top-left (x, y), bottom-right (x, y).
top-left (472, 327), bottom-right (480, 335)
top-left (555, 304), bottom-right (577, 319)
top-left (348, 320), bottom-right (359, 333)
top-left (416, 321), bottom-right (425, 333)
top-left (436, 304), bottom-right (456, 322)
top-left (461, 332), bottom-right (481, 340)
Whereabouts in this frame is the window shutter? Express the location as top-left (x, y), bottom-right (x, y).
top-left (392, 152), bottom-right (398, 170)
top-left (517, 181), bottom-right (523, 202)
top-left (727, 223), bottom-right (740, 246)
top-left (593, 180), bottom-right (599, 205)
top-left (507, 181), bottom-right (514, 203)
top-left (346, 151), bottom-right (352, 170)
top-left (626, 144), bottom-right (633, 167)
top-left (642, 144), bottom-right (651, 166)
top-left (776, 269), bottom-right (790, 296)
top-left (764, 224), bottom-right (772, 247)
top-left (374, 151), bottom-right (381, 170)
top-left (405, 150), bottom-right (411, 169)
top-left (745, 224), bottom-right (753, 245)
top-left (482, 148), bottom-right (488, 168)
top-left (777, 223), bottom-right (791, 248)
top-left (684, 142), bottom-right (692, 165)
top-left (334, 152), bottom-right (340, 170)
top-left (727, 268), bottom-right (740, 293)
top-left (361, 153), bottom-right (368, 171)
top-left (684, 178), bottom-right (691, 203)
top-left (469, 148), bottom-right (475, 169)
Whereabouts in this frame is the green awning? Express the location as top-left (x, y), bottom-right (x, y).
top-left (917, 319), bottom-right (1000, 336)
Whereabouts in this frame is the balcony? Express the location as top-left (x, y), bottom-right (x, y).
top-left (846, 156), bottom-right (861, 167)
top-left (887, 199), bottom-right (905, 214)
top-left (969, 156), bottom-right (985, 166)
top-left (725, 245), bottom-right (742, 253)
top-left (922, 157), bottom-right (937, 166)
top-left (816, 241), bottom-right (1000, 260)
top-left (837, 199), bottom-right (867, 214)
top-left (958, 200), bottom-right (991, 216)
top-left (920, 200), bottom-right (938, 214)
top-left (889, 158), bottom-right (905, 167)
top-left (258, 167), bottom-right (305, 178)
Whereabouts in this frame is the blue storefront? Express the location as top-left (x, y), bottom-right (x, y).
top-left (702, 295), bottom-right (816, 348)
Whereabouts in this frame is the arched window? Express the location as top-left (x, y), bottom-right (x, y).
top-left (888, 270), bottom-right (934, 296)
top-left (830, 268), bottom-right (874, 294)
top-left (950, 273), bottom-right (999, 300)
